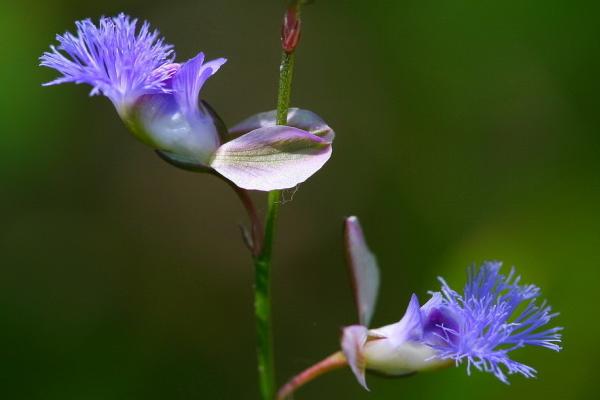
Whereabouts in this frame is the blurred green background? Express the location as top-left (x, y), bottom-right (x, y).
top-left (1, 0), bottom-right (598, 398)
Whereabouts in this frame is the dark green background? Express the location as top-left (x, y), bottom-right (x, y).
top-left (1, 0), bottom-right (597, 399)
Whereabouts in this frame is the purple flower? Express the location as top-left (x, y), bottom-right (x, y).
top-left (40, 14), bottom-right (179, 110)
top-left (341, 218), bottom-right (562, 389)
top-left (40, 14), bottom-right (333, 191)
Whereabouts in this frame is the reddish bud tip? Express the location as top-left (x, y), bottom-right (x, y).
top-left (281, 5), bottom-right (302, 53)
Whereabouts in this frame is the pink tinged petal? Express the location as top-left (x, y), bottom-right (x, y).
top-left (210, 126), bottom-right (332, 191)
top-left (229, 108), bottom-right (335, 142)
top-left (341, 325), bottom-right (369, 391)
top-left (370, 294), bottom-right (423, 346)
top-left (344, 216), bottom-right (380, 327)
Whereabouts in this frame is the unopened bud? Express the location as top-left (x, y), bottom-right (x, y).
top-left (281, 5), bottom-right (301, 53)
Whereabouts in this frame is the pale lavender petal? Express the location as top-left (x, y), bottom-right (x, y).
top-left (344, 216), bottom-right (380, 327)
top-left (210, 126), bottom-right (332, 191)
top-left (370, 294), bottom-right (423, 346)
top-left (341, 325), bottom-right (369, 391)
top-left (228, 108), bottom-right (335, 142)
top-left (131, 53), bottom-right (226, 162)
top-left (127, 93), bottom-right (220, 164)
top-left (172, 52), bottom-right (227, 120)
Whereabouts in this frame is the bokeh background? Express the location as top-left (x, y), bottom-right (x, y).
top-left (1, 0), bottom-right (598, 399)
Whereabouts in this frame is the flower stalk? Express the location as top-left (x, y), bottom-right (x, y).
top-left (40, 7), bottom-right (334, 400)
top-left (253, 3), bottom-right (303, 399)
top-left (277, 352), bottom-right (347, 400)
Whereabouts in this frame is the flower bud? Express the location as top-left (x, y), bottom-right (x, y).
top-left (281, 5), bottom-right (301, 53)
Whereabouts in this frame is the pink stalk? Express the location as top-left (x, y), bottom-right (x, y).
top-left (277, 351), bottom-right (348, 400)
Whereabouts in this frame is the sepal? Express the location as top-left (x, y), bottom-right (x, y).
top-left (344, 216), bottom-right (380, 327)
top-left (228, 108), bottom-right (334, 142)
top-left (341, 325), bottom-right (369, 390)
top-left (210, 125), bottom-right (332, 191)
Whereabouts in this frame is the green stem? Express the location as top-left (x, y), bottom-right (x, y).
top-left (276, 52), bottom-right (296, 125)
top-left (254, 191), bottom-right (279, 400)
top-left (254, 49), bottom-right (297, 400)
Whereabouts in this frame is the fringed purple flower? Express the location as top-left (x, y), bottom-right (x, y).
top-left (431, 262), bottom-right (562, 383)
top-left (40, 14), bottom-right (334, 191)
top-left (338, 218), bottom-right (562, 390)
top-left (40, 14), bottom-right (178, 109)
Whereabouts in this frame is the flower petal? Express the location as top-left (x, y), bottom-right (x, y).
top-left (228, 108), bottom-right (335, 142)
top-left (435, 262), bottom-right (563, 382)
top-left (341, 325), bottom-right (369, 391)
top-left (344, 216), bottom-right (380, 327)
top-left (127, 54), bottom-right (226, 163)
top-left (172, 52), bottom-right (227, 120)
top-left (420, 292), bottom-right (444, 315)
top-left (370, 294), bottom-right (423, 345)
top-left (210, 126), bottom-right (332, 191)
top-left (40, 14), bottom-right (175, 109)
top-left (126, 93), bottom-right (220, 164)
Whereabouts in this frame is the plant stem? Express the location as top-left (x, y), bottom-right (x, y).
top-left (276, 352), bottom-right (348, 400)
top-left (254, 41), bottom-right (298, 400)
top-left (254, 191), bottom-right (279, 400)
top-left (276, 52), bottom-right (296, 125)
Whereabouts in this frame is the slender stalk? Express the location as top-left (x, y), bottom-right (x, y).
top-left (254, 27), bottom-right (298, 400)
top-left (253, 3), bottom-right (303, 398)
top-left (253, 190), bottom-right (280, 400)
top-left (277, 352), bottom-right (348, 400)
top-left (276, 52), bottom-right (296, 125)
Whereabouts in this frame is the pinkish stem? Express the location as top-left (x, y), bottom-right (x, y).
top-left (277, 351), bottom-right (348, 400)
